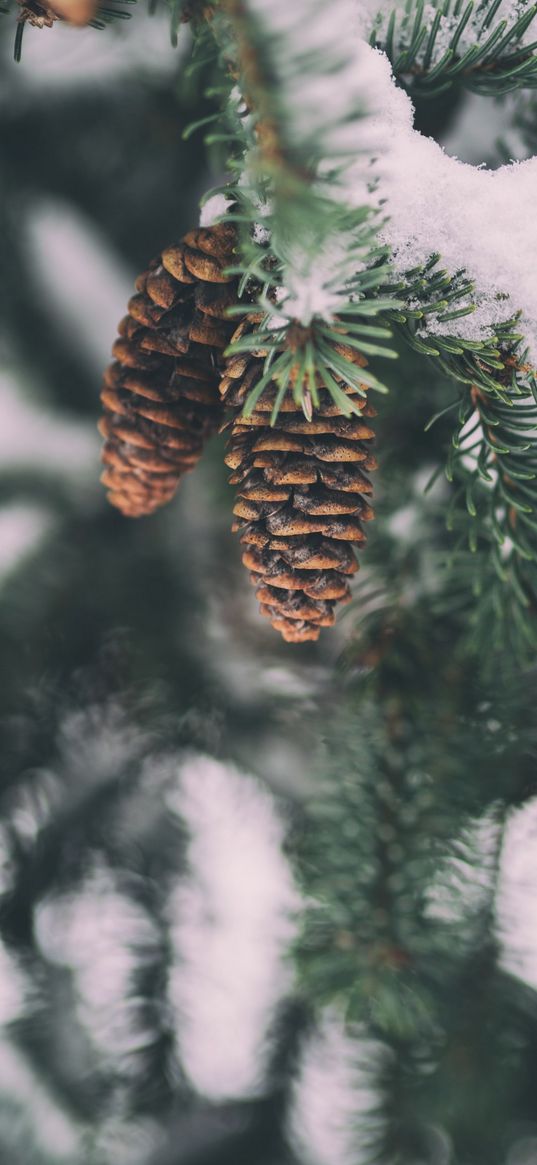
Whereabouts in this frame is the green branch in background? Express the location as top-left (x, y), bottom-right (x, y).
top-left (510, 86), bottom-right (537, 155)
top-left (294, 699), bottom-right (504, 1040)
top-left (368, 0), bottom-right (537, 96)
top-left (291, 614), bottom-right (537, 1160)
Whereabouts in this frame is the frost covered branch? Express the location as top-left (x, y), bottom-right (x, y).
top-left (198, 0), bottom-right (402, 415)
top-left (363, 0), bottom-right (537, 95)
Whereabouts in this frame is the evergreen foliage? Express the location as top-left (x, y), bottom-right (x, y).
top-left (1, 2), bottom-right (537, 1164)
top-left (369, 0), bottom-right (537, 95)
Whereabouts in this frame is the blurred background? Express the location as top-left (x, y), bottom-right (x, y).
top-left (1, 7), bottom-right (537, 1164)
top-left (0, 10), bottom-right (342, 1162)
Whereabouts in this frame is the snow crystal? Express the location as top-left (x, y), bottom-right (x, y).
top-left (354, 0), bottom-right (394, 38)
top-left (289, 1015), bottom-right (385, 1165)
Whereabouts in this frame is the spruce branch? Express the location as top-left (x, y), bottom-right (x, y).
top-left (290, 621), bottom-right (537, 1161)
top-left (188, 3), bottom-right (537, 429)
top-left (438, 355), bottom-right (537, 661)
top-left (186, 1), bottom-right (537, 648)
top-left (368, 0), bottom-right (537, 96)
top-left (191, 0), bottom-right (402, 420)
top-left (292, 606), bottom-right (523, 1039)
top-left (382, 258), bottom-right (524, 388)
top-left (294, 698), bottom-right (504, 1040)
top-left (293, 718), bottom-right (506, 1163)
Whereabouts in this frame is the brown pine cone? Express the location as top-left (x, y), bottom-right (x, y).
top-left (17, 0), bottom-right (98, 26)
top-left (99, 223), bottom-right (237, 518)
top-left (221, 329), bottom-right (376, 643)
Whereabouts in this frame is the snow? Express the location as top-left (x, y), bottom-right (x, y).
top-left (356, 0), bottom-right (537, 61)
top-left (289, 1015), bottom-right (385, 1165)
top-left (246, 0), bottom-right (372, 156)
top-left (0, 1042), bottom-right (80, 1159)
top-left (237, 0), bottom-right (389, 323)
top-left (36, 866), bottom-right (161, 1070)
top-left (199, 193), bottom-right (233, 227)
top-left (167, 755), bottom-right (298, 1099)
top-left (0, 943), bottom-right (27, 1027)
top-left (238, 0), bottom-right (537, 361)
top-left (359, 45), bottom-right (537, 356)
top-left (0, 375), bottom-right (98, 477)
top-left (497, 800), bottom-right (537, 992)
top-left (27, 200), bottom-right (134, 369)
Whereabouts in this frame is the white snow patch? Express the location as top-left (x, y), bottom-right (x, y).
top-left (349, 44), bottom-right (537, 357)
top-left (0, 942), bottom-right (28, 1027)
top-left (199, 194), bottom-right (233, 227)
top-left (374, 108), bottom-right (537, 349)
top-left (26, 200), bottom-right (133, 368)
top-left (239, 4), bottom-right (537, 357)
top-left (289, 1014), bottom-right (384, 1165)
top-left (0, 374), bottom-right (98, 478)
top-left (167, 755), bottom-right (298, 1099)
top-left (496, 800), bottom-right (537, 991)
top-left (0, 1041), bottom-right (80, 1158)
top-left (35, 867), bottom-right (160, 1070)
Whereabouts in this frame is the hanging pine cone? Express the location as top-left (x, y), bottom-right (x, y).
top-left (99, 223), bottom-right (237, 517)
top-left (221, 328), bottom-right (376, 643)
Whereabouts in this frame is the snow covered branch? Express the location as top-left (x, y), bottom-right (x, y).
top-left (363, 0), bottom-right (537, 95)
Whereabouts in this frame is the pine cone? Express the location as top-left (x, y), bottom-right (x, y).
top-left (99, 223), bottom-right (237, 517)
top-left (221, 330), bottom-right (376, 643)
top-left (17, 0), bottom-right (98, 26)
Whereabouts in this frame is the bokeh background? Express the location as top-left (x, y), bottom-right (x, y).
top-left (0, 12), bottom-right (341, 1162)
top-left (2, 8), bottom-right (537, 1165)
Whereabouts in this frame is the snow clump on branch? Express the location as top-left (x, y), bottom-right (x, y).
top-left (360, 44), bottom-right (537, 356)
top-left (202, 0), bottom-right (537, 359)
